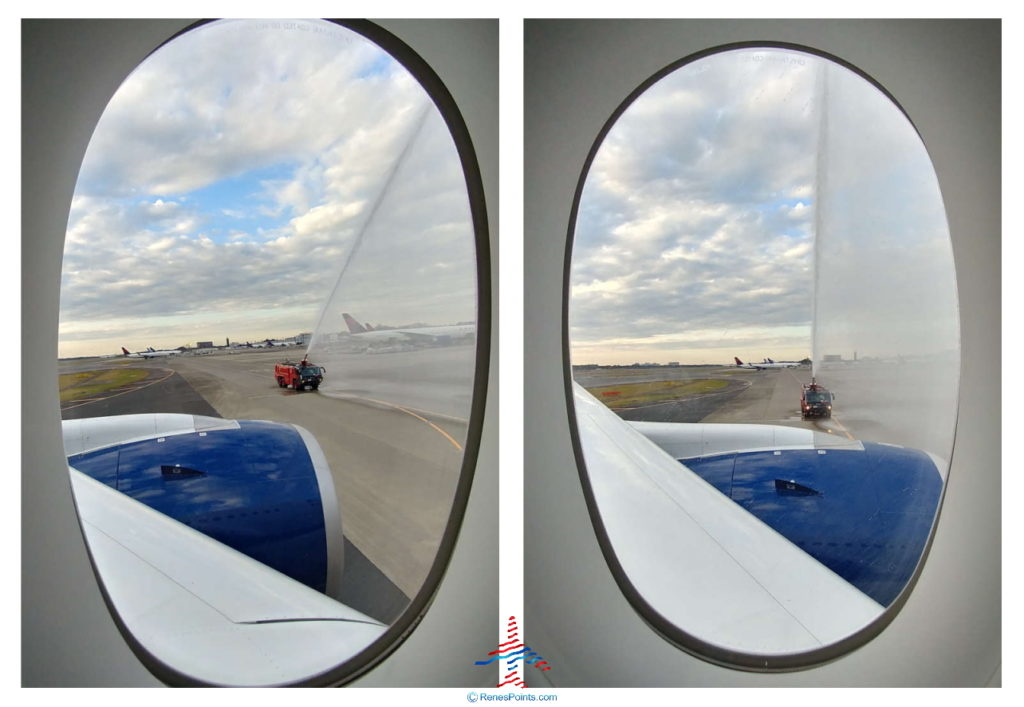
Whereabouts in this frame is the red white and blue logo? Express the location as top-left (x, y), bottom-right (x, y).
top-left (474, 616), bottom-right (551, 688)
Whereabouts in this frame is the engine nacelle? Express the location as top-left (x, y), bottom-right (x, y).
top-left (63, 414), bottom-right (343, 599)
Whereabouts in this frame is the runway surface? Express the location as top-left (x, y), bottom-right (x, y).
top-left (58, 348), bottom-right (476, 622)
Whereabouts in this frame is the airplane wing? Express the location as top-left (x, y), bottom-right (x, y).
top-left (629, 420), bottom-right (942, 608)
top-left (66, 413), bottom-right (384, 685)
top-left (573, 382), bottom-right (887, 657)
top-left (72, 469), bottom-right (385, 686)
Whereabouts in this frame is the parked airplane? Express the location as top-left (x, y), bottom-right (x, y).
top-left (24, 18), bottom-right (496, 687)
top-left (733, 356), bottom-right (800, 370)
top-left (122, 346), bottom-right (178, 359)
top-left (342, 312), bottom-right (475, 344)
top-left (523, 18), bottom-right (999, 687)
top-left (228, 339), bottom-right (296, 349)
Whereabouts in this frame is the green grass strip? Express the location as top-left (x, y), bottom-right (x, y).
top-left (586, 379), bottom-right (729, 408)
top-left (59, 368), bottom-right (152, 402)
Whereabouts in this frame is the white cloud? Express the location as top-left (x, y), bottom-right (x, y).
top-left (572, 275), bottom-right (636, 298)
top-left (76, 20), bottom-right (424, 200)
top-left (781, 201), bottom-right (809, 219)
top-left (569, 46), bottom-right (953, 369)
top-left (59, 20), bottom-right (476, 358)
top-left (290, 200), bottom-right (365, 239)
top-left (570, 48), bottom-right (819, 364)
top-left (145, 237), bottom-right (178, 253)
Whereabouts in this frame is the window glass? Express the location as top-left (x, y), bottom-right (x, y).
top-left (59, 18), bottom-right (482, 685)
top-left (569, 46), bottom-right (958, 666)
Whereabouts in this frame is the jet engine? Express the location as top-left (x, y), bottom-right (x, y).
top-left (63, 414), bottom-right (343, 598)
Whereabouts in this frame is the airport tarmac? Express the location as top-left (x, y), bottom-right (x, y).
top-left (57, 347), bottom-right (478, 620)
top-left (60, 366), bottom-right (219, 419)
top-left (813, 358), bottom-right (958, 469)
top-left (576, 364), bottom-right (857, 439)
top-left (575, 362), bottom-right (948, 455)
top-left (701, 367), bottom-right (813, 425)
top-left (311, 344), bottom-right (477, 424)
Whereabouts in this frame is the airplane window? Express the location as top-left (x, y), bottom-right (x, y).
top-left (58, 18), bottom-right (487, 686)
top-left (567, 46), bottom-right (958, 668)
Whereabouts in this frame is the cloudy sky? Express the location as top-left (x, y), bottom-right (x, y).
top-left (570, 49), bottom-right (820, 366)
top-left (569, 47), bottom-right (957, 367)
top-left (59, 19), bottom-right (475, 358)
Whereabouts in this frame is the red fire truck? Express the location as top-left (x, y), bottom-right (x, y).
top-left (800, 381), bottom-right (834, 419)
top-left (274, 357), bottom-right (325, 391)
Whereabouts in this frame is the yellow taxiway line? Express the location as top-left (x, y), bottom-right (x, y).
top-left (355, 396), bottom-right (464, 452)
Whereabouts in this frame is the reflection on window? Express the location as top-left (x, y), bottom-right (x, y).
top-left (59, 19), bottom-right (480, 685)
top-left (569, 47), bottom-right (957, 666)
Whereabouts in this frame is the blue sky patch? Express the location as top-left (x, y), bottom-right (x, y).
top-left (179, 162), bottom-right (299, 242)
top-left (358, 52), bottom-right (397, 80)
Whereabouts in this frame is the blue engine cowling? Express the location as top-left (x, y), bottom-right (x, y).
top-left (64, 415), bottom-right (343, 598)
top-left (680, 442), bottom-right (942, 607)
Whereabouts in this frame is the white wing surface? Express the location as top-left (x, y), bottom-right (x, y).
top-left (573, 383), bottom-right (883, 656)
top-left (71, 469), bottom-right (385, 686)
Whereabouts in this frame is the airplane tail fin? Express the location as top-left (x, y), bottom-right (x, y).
top-left (342, 313), bottom-right (368, 334)
top-left (122, 347), bottom-right (131, 356)
top-left (734, 357), bottom-right (743, 366)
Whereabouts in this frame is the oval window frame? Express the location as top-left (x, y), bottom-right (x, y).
top-left (64, 17), bottom-right (492, 687)
top-left (561, 41), bottom-right (958, 672)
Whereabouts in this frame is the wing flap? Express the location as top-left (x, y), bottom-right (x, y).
top-left (71, 470), bottom-right (384, 685)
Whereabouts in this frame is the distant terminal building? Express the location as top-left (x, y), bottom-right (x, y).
top-left (667, 361), bottom-right (680, 367)
top-left (823, 354), bottom-right (843, 363)
top-left (197, 341), bottom-right (214, 349)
